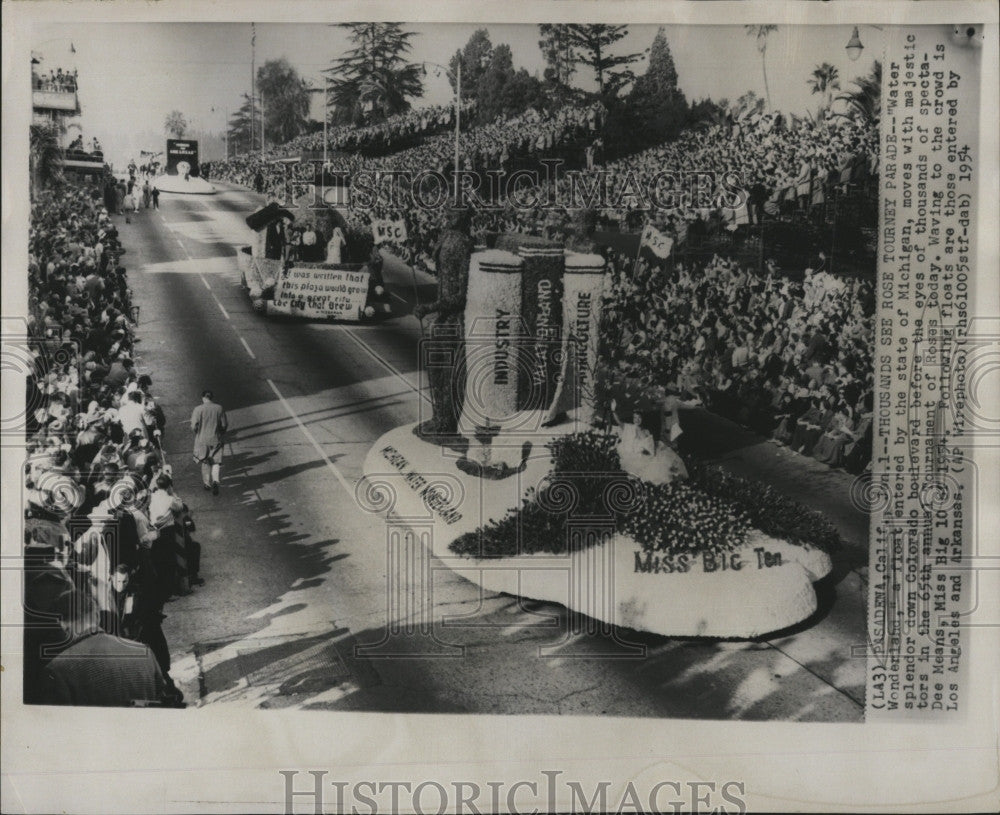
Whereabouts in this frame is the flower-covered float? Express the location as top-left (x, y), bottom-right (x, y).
top-left (237, 203), bottom-right (392, 322)
top-left (361, 231), bottom-right (837, 638)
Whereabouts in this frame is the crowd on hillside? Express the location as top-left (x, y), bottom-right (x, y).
top-left (206, 101), bottom-right (606, 265)
top-left (281, 100), bottom-right (476, 156)
top-left (603, 252), bottom-right (874, 473)
top-left (206, 99), bottom-right (874, 275)
top-left (23, 183), bottom-right (196, 707)
top-left (203, 98), bottom-right (876, 476)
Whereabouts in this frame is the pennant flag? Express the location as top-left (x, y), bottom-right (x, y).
top-left (640, 223), bottom-right (674, 259)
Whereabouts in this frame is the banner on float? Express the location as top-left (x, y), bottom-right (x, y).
top-left (268, 264), bottom-right (370, 320)
top-left (165, 139), bottom-right (200, 177)
top-left (372, 218), bottom-right (407, 245)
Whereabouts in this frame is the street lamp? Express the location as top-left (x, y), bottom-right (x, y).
top-left (845, 27), bottom-right (864, 62)
top-left (307, 85), bottom-right (330, 175)
top-left (845, 24), bottom-right (883, 62)
top-left (421, 60), bottom-right (462, 201)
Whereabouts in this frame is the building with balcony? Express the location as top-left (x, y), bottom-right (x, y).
top-left (31, 57), bottom-right (105, 178)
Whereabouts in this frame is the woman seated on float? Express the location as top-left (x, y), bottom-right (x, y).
top-left (610, 400), bottom-right (687, 485)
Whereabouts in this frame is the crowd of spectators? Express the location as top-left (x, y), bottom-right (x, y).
top-left (282, 100), bottom-right (476, 156)
top-left (205, 98), bottom-right (876, 475)
top-left (603, 252), bottom-right (874, 473)
top-left (206, 101), bottom-right (606, 267)
top-left (206, 100), bottom-right (873, 278)
top-left (23, 182), bottom-right (197, 707)
top-left (32, 66), bottom-right (79, 93)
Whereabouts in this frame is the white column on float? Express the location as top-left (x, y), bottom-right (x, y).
top-left (545, 252), bottom-right (607, 427)
top-left (459, 249), bottom-right (524, 437)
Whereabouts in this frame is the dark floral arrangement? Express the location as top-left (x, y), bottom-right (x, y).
top-left (683, 457), bottom-right (842, 551)
top-left (449, 432), bottom-right (839, 558)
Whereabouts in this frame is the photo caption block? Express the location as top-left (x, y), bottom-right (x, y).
top-left (867, 24), bottom-right (981, 720)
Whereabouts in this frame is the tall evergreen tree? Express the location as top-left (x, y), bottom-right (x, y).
top-left (256, 58), bottom-right (311, 146)
top-left (449, 29), bottom-right (493, 101)
top-left (538, 24), bottom-right (576, 87)
top-left (324, 23), bottom-right (424, 125)
top-left (564, 25), bottom-right (644, 96)
top-left (629, 27), bottom-right (680, 101)
top-left (627, 27), bottom-right (688, 146)
top-left (227, 93), bottom-right (261, 155)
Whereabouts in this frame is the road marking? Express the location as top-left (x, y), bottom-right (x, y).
top-left (211, 293), bottom-right (230, 320)
top-left (335, 325), bottom-right (430, 404)
top-left (239, 336), bottom-right (256, 359)
top-left (266, 378), bottom-right (355, 498)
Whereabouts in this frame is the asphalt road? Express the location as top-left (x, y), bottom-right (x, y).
top-left (116, 182), bottom-right (867, 720)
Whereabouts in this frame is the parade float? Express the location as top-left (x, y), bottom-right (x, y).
top-left (237, 203), bottom-right (392, 322)
top-left (361, 215), bottom-right (838, 639)
top-left (152, 138), bottom-right (216, 195)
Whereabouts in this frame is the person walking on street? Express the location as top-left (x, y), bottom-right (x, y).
top-left (190, 390), bottom-right (227, 495)
top-left (151, 186), bottom-right (160, 210)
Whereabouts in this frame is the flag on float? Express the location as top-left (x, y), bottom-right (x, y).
top-left (372, 218), bottom-right (407, 244)
top-left (640, 223), bottom-right (674, 259)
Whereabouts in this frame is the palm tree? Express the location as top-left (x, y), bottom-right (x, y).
top-left (164, 110), bottom-right (188, 138)
top-left (836, 60), bottom-right (881, 128)
top-left (808, 62), bottom-right (841, 113)
top-left (744, 25), bottom-right (778, 110)
top-left (30, 122), bottom-right (63, 194)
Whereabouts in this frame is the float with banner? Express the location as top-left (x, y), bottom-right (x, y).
top-left (153, 138), bottom-right (216, 194)
top-left (238, 203), bottom-right (392, 322)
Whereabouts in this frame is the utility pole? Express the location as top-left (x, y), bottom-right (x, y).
top-left (250, 23), bottom-right (256, 152)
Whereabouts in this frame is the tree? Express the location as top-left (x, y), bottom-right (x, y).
top-left (227, 94), bottom-right (261, 155)
top-left (474, 44), bottom-right (516, 122)
top-left (565, 25), bottom-right (645, 96)
top-left (538, 24), bottom-right (576, 87)
top-left (734, 90), bottom-right (765, 118)
top-left (627, 27), bottom-right (687, 145)
top-left (257, 58), bottom-right (311, 146)
top-left (808, 62), bottom-right (841, 112)
top-left (164, 110), bottom-right (188, 138)
top-left (449, 29), bottom-right (493, 101)
top-left (836, 60), bottom-right (881, 128)
top-left (744, 25), bottom-right (778, 110)
top-left (324, 23), bottom-right (424, 125)
top-left (30, 123), bottom-right (63, 192)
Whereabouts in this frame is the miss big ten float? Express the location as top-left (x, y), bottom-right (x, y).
top-left (362, 221), bottom-right (835, 639)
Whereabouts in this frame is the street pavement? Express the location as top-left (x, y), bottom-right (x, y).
top-left (115, 182), bottom-right (868, 720)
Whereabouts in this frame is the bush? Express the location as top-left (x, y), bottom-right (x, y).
top-left (450, 431), bottom-right (621, 558)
